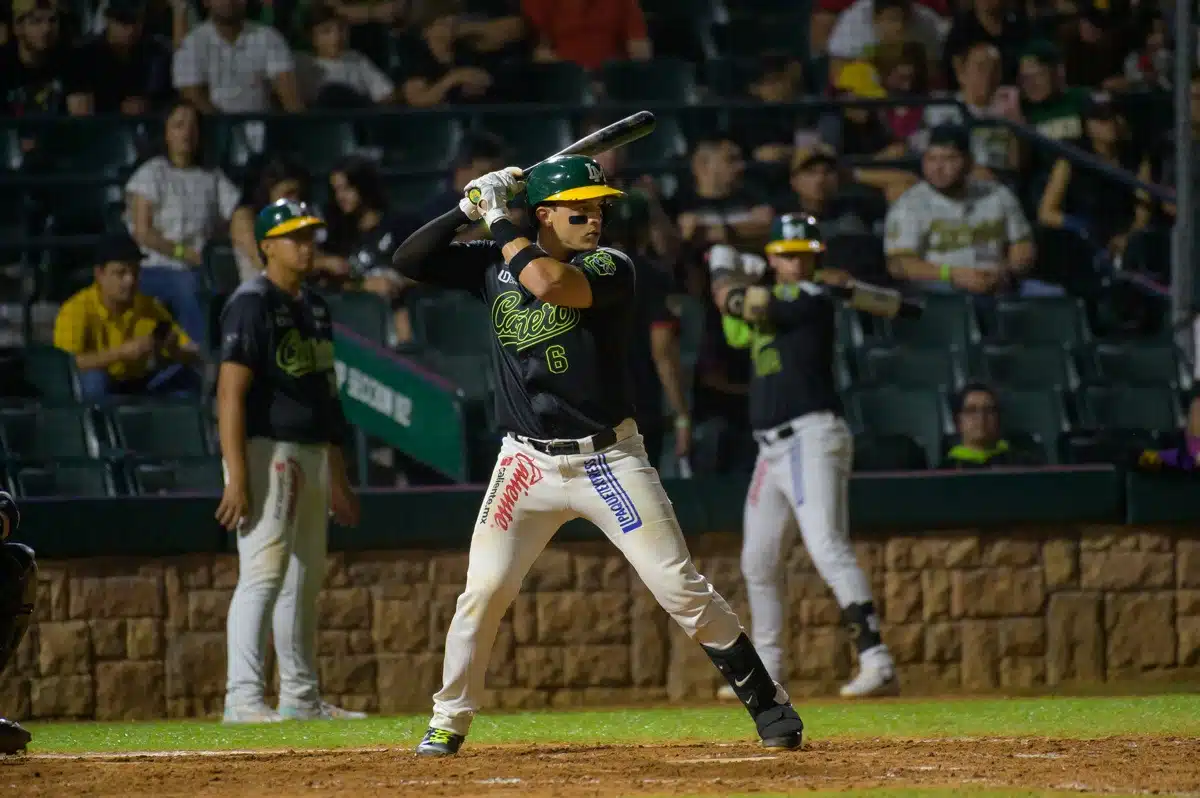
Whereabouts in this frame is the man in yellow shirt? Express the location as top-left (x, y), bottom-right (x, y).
top-left (54, 235), bottom-right (203, 402)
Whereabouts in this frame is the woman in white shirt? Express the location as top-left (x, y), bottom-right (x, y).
top-left (125, 100), bottom-right (240, 345)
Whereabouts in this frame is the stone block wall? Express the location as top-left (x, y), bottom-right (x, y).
top-left (4, 527), bottom-right (1200, 720)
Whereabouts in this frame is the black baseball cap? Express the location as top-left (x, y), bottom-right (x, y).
top-left (927, 123), bottom-right (971, 155)
top-left (95, 234), bottom-right (145, 266)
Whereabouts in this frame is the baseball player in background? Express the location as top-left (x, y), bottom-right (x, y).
top-left (0, 490), bottom-right (35, 754)
top-left (216, 199), bottom-right (362, 723)
top-left (392, 155), bottom-right (805, 757)
top-left (710, 214), bottom-right (903, 699)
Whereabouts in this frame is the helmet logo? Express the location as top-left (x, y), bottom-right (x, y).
top-left (585, 162), bottom-right (604, 183)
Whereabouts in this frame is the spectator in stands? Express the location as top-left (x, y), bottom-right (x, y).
top-left (1037, 94), bottom-right (1151, 265)
top-left (91, 0), bottom-right (193, 49)
top-left (54, 234), bottom-right (202, 402)
top-left (230, 157), bottom-right (347, 281)
top-left (827, 0), bottom-right (946, 78)
top-left (1019, 40), bottom-right (1088, 146)
top-left (915, 41), bottom-right (1020, 179)
top-left (523, 0), bottom-right (650, 69)
top-left (733, 56), bottom-right (824, 167)
top-left (399, 8), bottom-right (496, 106)
top-left (674, 137), bottom-right (774, 254)
top-left (419, 131), bottom-right (508, 243)
top-left (0, 0), bottom-right (92, 124)
top-left (941, 0), bottom-right (1030, 86)
top-left (789, 144), bottom-right (885, 238)
top-left (874, 40), bottom-right (930, 143)
top-left (825, 62), bottom-right (919, 202)
top-left (73, 0), bottom-right (173, 115)
top-left (295, 4), bottom-right (396, 107)
top-left (325, 155), bottom-right (420, 343)
top-left (1059, 3), bottom-right (1138, 92)
top-left (942, 383), bottom-right (1044, 468)
top-left (1123, 15), bottom-right (1170, 91)
top-left (885, 123), bottom-right (1043, 296)
top-left (323, 0), bottom-right (403, 32)
top-left (125, 101), bottom-right (239, 344)
top-left (172, 0), bottom-right (303, 115)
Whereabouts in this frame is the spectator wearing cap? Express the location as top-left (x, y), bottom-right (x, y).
top-left (71, 0), bottom-right (172, 115)
top-left (125, 100), bottom-right (240, 344)
top-left (941, 0), bottom-right (1030, 87)
top-left (885, 123), bottom-right (1045, 297)
top-left (1038, 93), bottom-right (1151, 264)
top-left (0, 0), bottom-right (92, 120)
top-left (523, 0), bottom-right (651, 69)
top-left (54, 234), bottom-right (202, 403)
top-left (294, 4), bottom-right (396, 107)
top-left (172, 0), bottom-right (303, 115)
top-left (789, 144), bottom-right (885, 239)
top-left (915, 41), bottom-right (1020, 179)
top-left (827, 0), bottom-right (946, 78)
top-left (942, 383), bottom-right (1045, 468)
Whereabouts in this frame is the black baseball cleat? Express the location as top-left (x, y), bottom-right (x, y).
top-left (0, 718), bottom-right (31, 755)
top-left (703, 633), bottom-right (805, 752)
top-left (416, 727), bottom-right (464, 756)
top-left (755, 703), bottom-right (804, 750)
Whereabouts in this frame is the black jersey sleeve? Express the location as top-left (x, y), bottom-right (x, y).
top-left (219, 290), bottom-right (267, 368)
top-left (764, 282), bottom-right (830, 330)
top-left (573, 247), bottom-right (637, 308)
top-left (391, 207), bottom-right (495, 296)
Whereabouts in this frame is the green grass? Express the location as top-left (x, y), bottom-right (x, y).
top-left (22, 694), bottom-right (1200, 754)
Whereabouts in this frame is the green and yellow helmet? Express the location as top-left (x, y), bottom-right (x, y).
top-left (765, 213), bottom-right (824, 255)
top-left (254, 198), bottom-right (325, 243)
top-left (525, 154), bottom-right (624, 207)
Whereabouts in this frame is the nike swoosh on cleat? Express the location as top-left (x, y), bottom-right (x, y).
top-left (734, 670), bottom-right (755, 687)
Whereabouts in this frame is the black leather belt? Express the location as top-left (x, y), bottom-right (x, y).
top-left (753, 423), bottom-right (797, 445)
top-left (513, 426), bottom-right (619, 456)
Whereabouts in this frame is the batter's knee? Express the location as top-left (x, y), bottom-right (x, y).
top-left (740, 542), bottom-right (785, 587)
top-left (0, 542), bottom-right (37, 673)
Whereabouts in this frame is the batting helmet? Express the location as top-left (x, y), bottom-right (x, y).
top-left (525, 155), bottom-right (624, 207)
top-left (254, 199), bottom-right (325, 244)
top-left (765, 214), bottom-right (824, 255)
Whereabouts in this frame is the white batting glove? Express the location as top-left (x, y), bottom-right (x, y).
top-left (740, 252), bottom-right (768, 279)
top-left (464, 166), bottom-right (525, 205)
top-left (458, 195), bottom-right (483, 221)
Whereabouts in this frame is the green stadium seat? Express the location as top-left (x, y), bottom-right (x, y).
top-left (0, 405), bottom-right (95, 459)
top-left (44, 120), bottom-right (138, 177)
top-left (371, 115), bottom-right (464, 171)
top-left (267, 118), bottom-right (359, 174)
top-left (994, 296), bottom-right (1090, 347)
top-left (110, 403), bottom-right (209, 458)
top-left (1077, 383), bottom-right (1183, 436)
top-left (22, 346), bottom-right (79, 402)
top-left (846, 388), bottom-right (950, 468)
top-left (713, 14), bottom-right (809, 58)
top-left (704, 57), bottom-right (756, 98)
top-left (14, 460), bottom-right (116, 498)
top-left (601, 59), bottom-right (699, 103)
top-left (0, 125), bottom-right (23, 171)
top-left (507, 62), bottom-right (594, 105)
top-left (852, 432), bottom-right (928, 471)
top-left (995, 388), bottom-right (1069, 464)
top-left (324, 291), bottom-right (391, 345)
top-left (882, 293), bottom-right (980, 350)
top-left (44, 182), bottom-right (125, 237)
top-left (413, 293), bottom-right (492, 356)
top-left (625, 113), bottom-right (688, 168)
top-left (859, 346), bottom-right (964, 391)
top-left (128, 457), bottom-right (223, 495)
top-left (981, 344), bottom-right (1077, 391)
top-left (384, 175), bottom-right (450, 214)
top-left (1090, 341), bottom-right (1188, 387)
top-left (1060, 428), bottom-right (1157, 466)
top-left (478, 114), bottom-right (572, 170)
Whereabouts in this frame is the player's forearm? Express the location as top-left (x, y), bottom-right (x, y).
top-left (392, 207), bottom-right (471, 280)
top-left (217, 382), bottom-right (250, 488)
top-left (74, 349), bottom-right (125, 371)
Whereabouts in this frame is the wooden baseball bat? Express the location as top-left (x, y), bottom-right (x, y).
top-left (466, 110), bottom-right (657, 205)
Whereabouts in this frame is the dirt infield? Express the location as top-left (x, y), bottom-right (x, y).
top-left (5, 737), bottom-right (1200, 797)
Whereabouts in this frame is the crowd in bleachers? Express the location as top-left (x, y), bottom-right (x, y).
top-left (0, 0), bottom-right (1197, 494)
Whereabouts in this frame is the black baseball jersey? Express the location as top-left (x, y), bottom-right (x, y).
top-left (723, 282), bottom-right (842, 431)
top-left (394, 213), bottom-right (638, 439)
top-left (219, 275), bottom-right (349, 445)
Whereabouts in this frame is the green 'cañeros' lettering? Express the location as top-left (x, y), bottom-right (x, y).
top-left (491, 291), bottom-right (580, 351)
top-left (276, 328), bottom-right (335, 377)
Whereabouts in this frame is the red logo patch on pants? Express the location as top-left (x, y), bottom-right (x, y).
top-left (480, 453), bottom-right (543, 530)
top-left (748, 457), bottom-right (768, 507)
top-left (273, 457), bottom-right (304, 523)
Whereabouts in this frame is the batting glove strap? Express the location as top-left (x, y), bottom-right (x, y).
top-left (458, 196), bottom-right (483, 221)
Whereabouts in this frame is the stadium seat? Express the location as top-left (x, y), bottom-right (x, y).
top-left (601, 59), bottom-right (699, 103)
top-left (384, 175), bottom-right (449, 214)
top-left (43, 119), bottom-right (139, 177)
top-left (42, 181), bottom-right (126, 240)
top-left (324, 291), bottom-right (391, 345)
top-left (836, 304), bottom-right (868, 352)
top-left (1077, 383), bottom-right (1183, 436)
top-left (1090, 341), bottom-right (1188, 387)
top-left (14, 460), bottom-right (116, 498)
top-left (858, 346), bottom-right (964, 391)
top-left (506, 62), bottom-right (594, 105)
top-left (0, 125), bottom-right (23, 172)
top-left (128, 457), bottom-right (223, 495)
top-left (22, 346), bottom-right (79, 402)
top-left (845, 388), bottom-right (950, 468)
top-left (882, 293), bottom-right (980, 350)
top-left (713, 14), bottom-right (809, 58)
top-left (995, 388), bottom-right (1069, 464)
top-left (981, 344), bottom-right (1078, 391)
top-left (370, 115), bottom-right (464, 171)
top-left (266, 118), bottom-right (359, 174)
top-left (477, 114), bottom-right (573, 170)
top-left (625, 113), bottom-right (689, 168)
top-left (994, 297), bottom-right (1090, 347)
top-left (413, 293), bottom-right (492, 356)
top-left (824, 232), bottom-right (889, 285)
top-left (852, 432), bottom-right (928, 471)
top-left (0, 405), bottom-right (96, 459)
top-left (110, 403), bottom-right (210, 458)
top-left (1060, 428), bottom-right (1158, 466)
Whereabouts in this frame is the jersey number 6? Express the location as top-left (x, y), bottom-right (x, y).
top-left (546, 345), bottom-right (569, 374)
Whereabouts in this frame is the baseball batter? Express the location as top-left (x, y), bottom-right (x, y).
top-left (216, 199), bottom-right (363, 723)
top-left (0, 490), bottom-right (34, 754)
top-left (392, 156), bottom-right (805, 756)
top-left (710, 215), bottom-right (899, 699)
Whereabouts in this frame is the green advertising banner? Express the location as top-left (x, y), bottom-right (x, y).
top-left (332, 325), bottom-right (469, 482)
